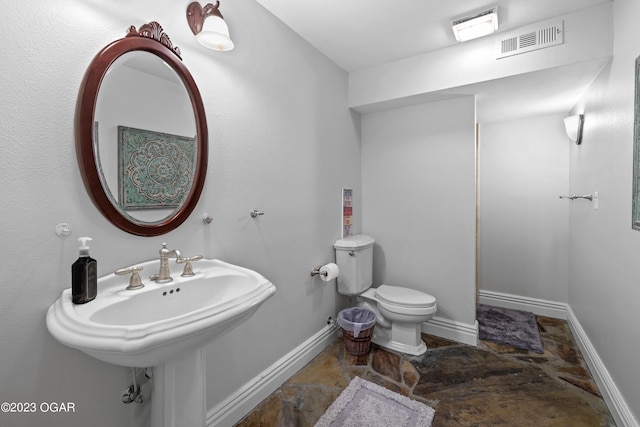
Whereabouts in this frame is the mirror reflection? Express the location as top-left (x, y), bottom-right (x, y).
top-left (94, 51), bottom-right (197, 224)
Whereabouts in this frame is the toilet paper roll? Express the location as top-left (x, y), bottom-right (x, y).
top-left (319, 263), bottom-right (339, 282)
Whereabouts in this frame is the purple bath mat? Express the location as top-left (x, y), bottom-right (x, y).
top-left (477, 304), bottom-right (544, 353)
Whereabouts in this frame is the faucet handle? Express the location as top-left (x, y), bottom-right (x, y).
top-left (176, 255), bottom-right (203, 277)
top-left (115, 266), bottom-right (144, 290)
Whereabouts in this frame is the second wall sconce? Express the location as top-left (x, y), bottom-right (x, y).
top-left (564, 114), bottom-right (585, 145)
top-left (186, 1), bottom-right (234, 51)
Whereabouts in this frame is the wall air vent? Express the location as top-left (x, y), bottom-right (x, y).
top-left (496, 18), bottom-right (564, 59)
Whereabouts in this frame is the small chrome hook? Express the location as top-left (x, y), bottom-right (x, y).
top-left (250, 209), bottom-right (265, 218)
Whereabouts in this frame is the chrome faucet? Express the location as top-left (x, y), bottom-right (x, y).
top-left (150, 243), bottom-right (182, 283)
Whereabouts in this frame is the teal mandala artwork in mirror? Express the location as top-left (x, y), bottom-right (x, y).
top-left (118, 126), bottom-right (196, 210)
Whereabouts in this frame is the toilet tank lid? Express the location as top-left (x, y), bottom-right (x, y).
top-left (334, 234), bottom-right (375, 250)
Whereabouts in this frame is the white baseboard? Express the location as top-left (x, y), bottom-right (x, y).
top-left (206, 324), bottom-right (340, 427)
top-left (421, 315), bottom-right (478, 347)
top-left (479, 289), bottom-right (638, 427)
top-left (478, 290), bottom-right (568, 319)
top-left (565, 306), bottom-right (639, 427)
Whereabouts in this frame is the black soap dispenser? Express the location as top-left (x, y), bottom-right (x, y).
top-left (72, 237), bottom-right (97, 304)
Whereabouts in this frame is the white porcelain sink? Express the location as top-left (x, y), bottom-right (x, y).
top-left (46, 258), bottom-right (276, 367)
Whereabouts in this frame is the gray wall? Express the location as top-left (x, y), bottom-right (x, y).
top-left (479, 114), bottom-right (570, 303)
top-left (567, 0), bottom-right (640, 416)
top-left (361, 97), bottom-right (477, 327)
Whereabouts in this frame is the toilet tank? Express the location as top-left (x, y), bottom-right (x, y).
top-left (334, 235), bottom-right (375, 296)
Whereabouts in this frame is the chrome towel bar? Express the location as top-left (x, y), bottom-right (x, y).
top-left (559, 194), bottom-right (593, 201)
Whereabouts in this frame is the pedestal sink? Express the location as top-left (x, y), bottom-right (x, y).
top-left (46, 258), bottom-right (276, 426)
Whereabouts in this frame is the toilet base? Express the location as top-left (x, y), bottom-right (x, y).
top-left (371, 323), bottom-right (427, 356)
top-left (356, 297), bottom-right (430, 356)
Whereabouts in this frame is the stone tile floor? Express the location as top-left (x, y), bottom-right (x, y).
top-left (236, 316), bottom-right (615, 426)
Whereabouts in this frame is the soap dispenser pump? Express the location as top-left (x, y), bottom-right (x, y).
top-left (72, 237), bottom-right (97, 304)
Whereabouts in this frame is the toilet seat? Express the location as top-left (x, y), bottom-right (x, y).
top-left (374, 285), bottom-right (436, 316)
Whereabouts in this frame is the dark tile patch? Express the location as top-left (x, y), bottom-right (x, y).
top-left (339, 349), bottom-right (369, 367)
top-left (536, 316), bottom-right (568, 329)
top-left (412, 346), bottom-right (527, 395)
top-left (342, 339), bottom-right (373, 363)
top-left (422, 333), bottom-right (459, 349)
top-left (365, 372), bottom-right (409, 396)
top-left (401, 359), bottom-right (420, 388)
top-left (557, 343), bottom-right (581, 365)
top-left (513, 355), bottom-right (550, 364)
top-left (280, 386), bottom-right (341, 427)
top-left (341, 366), bottom-right (366, 381)
top-left (235, 393), bottom-right (283, 427)
top-left (362, 370), bottom-right (405, 393)
top-left (371, 347), bottom-right (402, 382)
top-left (480, 339), bottom-right (530, 355)
top-left (429, 372), bottom-right (611, 427)
top-left (560, 376), bottom-right (602, 398)
top-left (557, 365), bottom-right (591, 378)
top-left (536, 319), bottom-right (548, 333)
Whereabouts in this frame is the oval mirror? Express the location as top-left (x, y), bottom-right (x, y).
top-left (76, 22), bottom-right (207, 236)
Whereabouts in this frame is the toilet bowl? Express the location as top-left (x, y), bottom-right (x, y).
top-left (358, 285), bottom-right (436, 355)
top-left (334, 235), bottom-right (437, 356)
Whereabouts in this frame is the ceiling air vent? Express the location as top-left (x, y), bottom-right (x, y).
top-left (496, 19), bottom-right (564, 59)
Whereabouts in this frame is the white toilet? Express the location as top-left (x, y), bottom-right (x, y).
top-left (334, 235), bottom-right (437, 356)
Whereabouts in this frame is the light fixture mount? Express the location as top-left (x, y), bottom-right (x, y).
top-left (187, 1), bottom-right (223, 35)
top-left (186, 1), bottom-right (234, 51)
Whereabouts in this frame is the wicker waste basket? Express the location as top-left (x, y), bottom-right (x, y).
top-left (337, 307), bottom-right (377, 356)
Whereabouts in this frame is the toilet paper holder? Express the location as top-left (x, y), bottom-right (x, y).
top-left (310, 266), bottom-right (328, 277)
top-left (310, 263), bottom-right (339, 280)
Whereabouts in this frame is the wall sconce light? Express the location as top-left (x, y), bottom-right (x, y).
top-left (564, 114), bottom-right (585, 145)
top-left (186, 1), bottom-right (234, 51)
top-left (452, 8), bottom-right (499, 42)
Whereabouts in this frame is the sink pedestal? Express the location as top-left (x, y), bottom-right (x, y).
top-left (151, 347), bottom-right (207, 427)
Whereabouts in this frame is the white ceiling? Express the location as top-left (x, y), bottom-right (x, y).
top-left (254, 0), bottom-right (611, 122)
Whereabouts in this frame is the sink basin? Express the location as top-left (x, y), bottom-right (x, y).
top-left (46, 258), bottom-right (276, 367)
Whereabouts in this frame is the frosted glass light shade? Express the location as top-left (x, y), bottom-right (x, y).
top-left (452, 9), bottom-right (498, 42)
top-left (196, 15), bottom-right (234, 51)
top-left (564, 114), bottom-right (584, 144)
